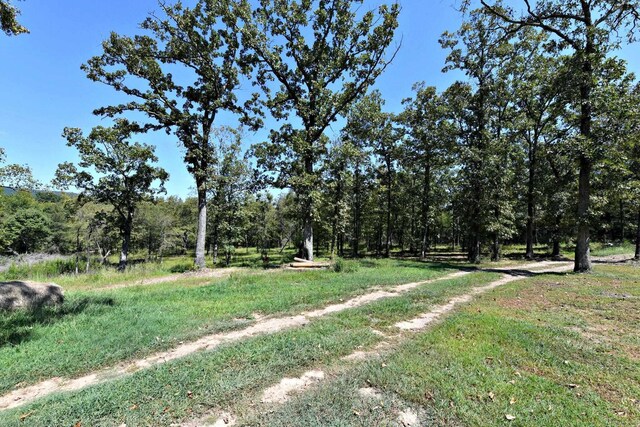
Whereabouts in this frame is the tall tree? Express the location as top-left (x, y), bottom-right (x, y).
top-left (321, 140), bottom-right (351, 259)
top-left (83, 0), bottom-right (258, 269)
top-left (440, 8), bottom-right (517, 262)
top-left (509, 32), bottom-right (566, 259)
top-left (373, 111), bottom-right (398, 258)
top-left (343, 100), bottom-right (376, 258)
top-left (399, 83), bottom-right (454, 259)
top-left (207, 127), bottom-right (252, 266)
top-left (597, 79), bottom-right (640, 257)
top-left (343, 92), bottom-right (397, 257)
top-left (479, 0), bottom-right (640, 271)
top-left (242, 0), bottom-right (400, 260)
top-left (55, 121), bottom-right (168, 271)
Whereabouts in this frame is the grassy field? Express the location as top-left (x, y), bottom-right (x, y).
top-left (3, 240), bottom-right (633, 287)
top-left (0, 269), bottom-right (501, 426)
top-left (1, 253), bottom-right (637, 426)
top-left (0, 258), bottom-right (459, 395)
top-left (252, 263), bottom-right (640, 427)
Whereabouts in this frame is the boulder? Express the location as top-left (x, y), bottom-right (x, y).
top-left (0, 281), bottom-right (64, 311)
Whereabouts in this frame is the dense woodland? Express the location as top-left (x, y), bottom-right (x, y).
top-left (1, 0), bottom-right (640, 271)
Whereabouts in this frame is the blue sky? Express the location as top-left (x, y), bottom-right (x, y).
top-left (0, 1), bottom-right (638, 198)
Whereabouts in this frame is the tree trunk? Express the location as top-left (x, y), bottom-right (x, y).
top-left (574, 33), bottom-right (595, 273)
top-left (525, 139), bottom-right (537, 260)
top-left (420, 162), bottom-right (431, 260)
top-left (491, 203), bottom-right (501, 261)
top-left (467, 76), bottom-right (486, 264)
top-left (330, 222), bottom-right (336, 260)
top-left (118, 215), bottom-right (132, 272)
top-left (491, 234), bottom-right (500, 261)
top-left (552, 239), bottom-right (561, 258)
top-left (468, 234), bottom-right (480, 263)
top-left (352, 162), bottom-right (361, 258)
top-left (635, 207), bottom-right (640, 260)
top-left (330, 167), bottom-right (344, 260)
top-left (75, 229), bottom-right (80, 275)
top-left (468, 184), bottom-right (482, 263)
top-left (85, 242), bottom-right (91, 273)
top-left (574, 158), bottom-right (592, 272)
top-left (385, 161), bottom-right (392, 258)
top-left (195, 184), bottom-right (207, 269)
top-left (409, 197), bottom-right (416, 254)
top-left (302, 157), bottom-right (314, 261)
top-left (551, 213), bottom-right (562, 258)
top-left (619, 199), bottom-right (625, 242)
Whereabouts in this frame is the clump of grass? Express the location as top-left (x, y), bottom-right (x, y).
top-left (168, 263), bottom-right (196, 273)
top-left (0, 257), bottom-right (104, 281)
top-left (0, 296), bottom-right (115, 347)
top-left (332, 258), bottom-right (359, 273)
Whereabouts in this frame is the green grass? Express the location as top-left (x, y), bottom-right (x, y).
top-left (0, 258), bottom-right (457, 395)
top-left (3, 257), bottom-right (636, 426)
top-left (0, 255), bottom-right (200, 287)
top-left (588, 241), bottom-right (636, 256)
top-left (0, 249), bottom-right (310, 289)
top-left (0, 270), bottom-right (499, 426)
top-left (254, 264), bottom-right (640, 427)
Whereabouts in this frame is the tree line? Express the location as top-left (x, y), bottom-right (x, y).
top-left (1, 0), bottom-right (639, 271)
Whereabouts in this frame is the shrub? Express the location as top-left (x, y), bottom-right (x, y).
top-left (169, 263), bottom-right (196, 273)
top-left (333, 258), bottom-right (358, 273)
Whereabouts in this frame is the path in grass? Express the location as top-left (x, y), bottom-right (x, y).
top-left (246, 261), bottom-right (640, 427)
top-left (0, 259), bottom-right (565, 412)
top-left (2, 260), bottom-right (466, 397)
top-left (95, 267), bottom-right (242, 291)
top-left (183, 261), bottom-right (574, 427)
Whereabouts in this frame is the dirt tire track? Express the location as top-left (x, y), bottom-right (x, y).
top-left (181, 261), bottom-right (575, 427)
top-left (0, 260), bottom-right (569, 412)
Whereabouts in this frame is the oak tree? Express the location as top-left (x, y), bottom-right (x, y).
top-left (55, 121), bottom-right (168, 271)
top-left (242, 0), bottom-right (400, 260)
top-left (479, 0), bottom-right (640, 270)
top-left (83, 0), bottom-right (258, 269)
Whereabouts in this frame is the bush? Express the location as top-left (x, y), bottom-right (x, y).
top-left (169, 263), bottom-right (196, 273)
top-left (333, 258), bottom-right (359, 273)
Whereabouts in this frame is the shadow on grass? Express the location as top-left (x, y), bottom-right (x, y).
top-left (391, 257), bottom-right (572, 278)
top-left (0, 296), bottom-right (115, 348)
top-left (592, 257), bottom-right (637, 264)
top-left (481, 267), bottom-right (570, 277)
top-left (357, 259), bottom-right (379, 268)
top-left (390, 257), bottom-right (473, 272)
top-left (500, 252), bottom-right (571, 262)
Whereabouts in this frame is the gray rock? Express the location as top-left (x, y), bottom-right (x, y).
top-left (0, 281), bottom-right (64, 311)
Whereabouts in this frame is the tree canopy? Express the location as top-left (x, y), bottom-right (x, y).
top-left (243, 0), bottom-right (400, 260)
top-left (0, 0), bottom-right (28, 37)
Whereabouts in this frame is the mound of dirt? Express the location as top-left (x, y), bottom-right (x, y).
top-left (0, 281), bottom-right (64, 310)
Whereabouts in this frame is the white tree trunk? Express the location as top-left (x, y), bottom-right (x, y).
top-left (195, 191), bottom-right (207, 269)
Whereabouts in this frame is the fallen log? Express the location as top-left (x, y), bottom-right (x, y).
top-left (293, 257), bottom-right (314, 263)
top-left (289, 262), bottom-right (331, 269)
